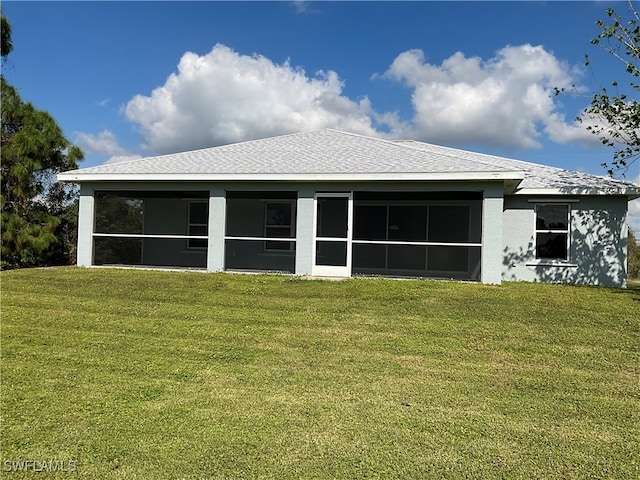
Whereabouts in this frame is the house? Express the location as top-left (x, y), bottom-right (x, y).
top-left (58, 129), bottom-right (640, 287)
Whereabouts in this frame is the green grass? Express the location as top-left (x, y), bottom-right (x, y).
top-left (1, 267), bottom-right (639, 479)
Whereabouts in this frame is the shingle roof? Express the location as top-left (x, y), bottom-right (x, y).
top-left (58, 129), bottom-right (640, 197)
top-left (393, 140), bottom-right (639, 193)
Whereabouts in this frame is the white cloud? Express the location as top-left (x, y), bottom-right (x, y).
top-left (382, 44), bottom-right (589, 149)
top-left (544, 113), bottom-right (602, 146)
top-left (74, 130), bottom-right (126, 156)
top-left (74, 129), bottom-right (142, 165)
top-left (629, 200), bottom-right (640, 233)
top-left (291, 1), bottom-right (309, 14)
top-left (629, 173), bottom-right (640, 234)
top-left (124, 44), bottom-right (379, 154)
top-left (121, 42), bottom-right (614, 158)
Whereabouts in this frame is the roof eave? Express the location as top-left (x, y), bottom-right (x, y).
top-left (57, 171), bottom-right (525, 183)
top-left (516, 187), bottom-right (640, 199)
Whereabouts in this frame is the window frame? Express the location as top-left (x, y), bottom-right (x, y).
top-left (187, 200), bottom-right (208, 250)
top-left (264, 200), bottom-right (296, 251)
top-left (534, 203), bottom-right (570, 261)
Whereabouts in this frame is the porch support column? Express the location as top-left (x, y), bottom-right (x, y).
top-left (481, 183), bottom-right (504, 285)
top-left (76, 184), bottom-right (95, 267)
top-left (295, 188), bottom-right (315, 276)
top-left (207, 188), bottom-right (226, 272)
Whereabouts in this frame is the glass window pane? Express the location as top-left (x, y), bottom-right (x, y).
top-left (317, 198), bottom-right (348, 238)
top-left (428, 206), bottom-right (470, 242)
top-left (354, 205), bottom-right (387, 241)
top-left (536, 205), bottom-right (568, 230)
top-left (189, 225), bottom-right (207, 236)
top-left (388, 206), bottom-right (427, 241)
top-left (189, 202), bottom-right (208, 225)
top-left (315, 241), bottom-right (347, 266)
top-left (265, 227), bottom-right (293, 238)
top-left (266, 203), bottom-right (292, 226)
top-left (536, 233), bottom-right (567, 259)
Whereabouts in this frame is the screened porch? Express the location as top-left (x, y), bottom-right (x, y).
top-left (350, 192), bottom-right (482, 280)
top-left (92, 190), bottom-right (209, 269)
top-left (89, 189), bottom-right (483, 281)
top-left (224, 191), bottom-right (297, 273)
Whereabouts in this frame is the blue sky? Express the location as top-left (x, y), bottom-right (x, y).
top-left (3, 1), bottom-right (639, 229)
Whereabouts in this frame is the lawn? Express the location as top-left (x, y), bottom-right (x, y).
top-left (1, 267), bottom-right (638, 479)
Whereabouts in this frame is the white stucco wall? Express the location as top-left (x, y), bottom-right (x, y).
top-left (481, 184), bottom-right (504, 285)
top-left (502, 195), bottom-right (629, 287)
top-left (76, 184), bottom-right (94, 267)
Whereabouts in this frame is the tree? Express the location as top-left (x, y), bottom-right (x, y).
top-left (1, 15), bottom-right (84, 269)
top-left (1, 13), bottom-right (12, 59)
top-left (582, 0), bottom-right (640, 176)
top-left (629, 228), bottom-right (640, 279)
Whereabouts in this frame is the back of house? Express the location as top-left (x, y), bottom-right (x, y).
top-left (58, 129), bottom-right (640, 287)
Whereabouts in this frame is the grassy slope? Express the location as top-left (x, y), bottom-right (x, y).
top-left (1, 268), bottom-right (638, 479)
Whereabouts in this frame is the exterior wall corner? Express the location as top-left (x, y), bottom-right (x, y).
top-left (481, 184), bottom-right (504, 285)
top-left (76, 184), bottom-right (95, 267)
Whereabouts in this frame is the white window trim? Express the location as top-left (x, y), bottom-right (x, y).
top-left (264, 200), bottom-right (296, 252)
top-left (533, 203), bottom-right (571, 262)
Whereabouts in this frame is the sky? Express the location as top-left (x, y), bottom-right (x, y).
top-left (2, 1), bottom-right (639, 230)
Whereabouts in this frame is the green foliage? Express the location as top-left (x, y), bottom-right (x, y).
top-left (628, 228), bottom-right (640, 278)
top-left (583, 1), bottom-right (640, 175)
top-left (1, 13), bottom-right (12, 60)
top-left (1, 14), bottom-right (83, 269)
top-left (1, 76), bottom-right (83, 269)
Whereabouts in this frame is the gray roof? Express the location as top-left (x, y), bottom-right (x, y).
top-left (58, 129), bottom-right (640, 197)
top-left (393, 139), bottom-right (639, 193)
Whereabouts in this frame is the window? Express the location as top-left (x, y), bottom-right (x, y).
top-left (535, 204), bottom-right (569, 260)
top-left (188, 201), bottom-right (208, 249)
top-left (265, 202), bottom-right (294, 250)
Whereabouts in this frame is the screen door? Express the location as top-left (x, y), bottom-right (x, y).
top-left (312, 193), bottom-right (352, 277)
